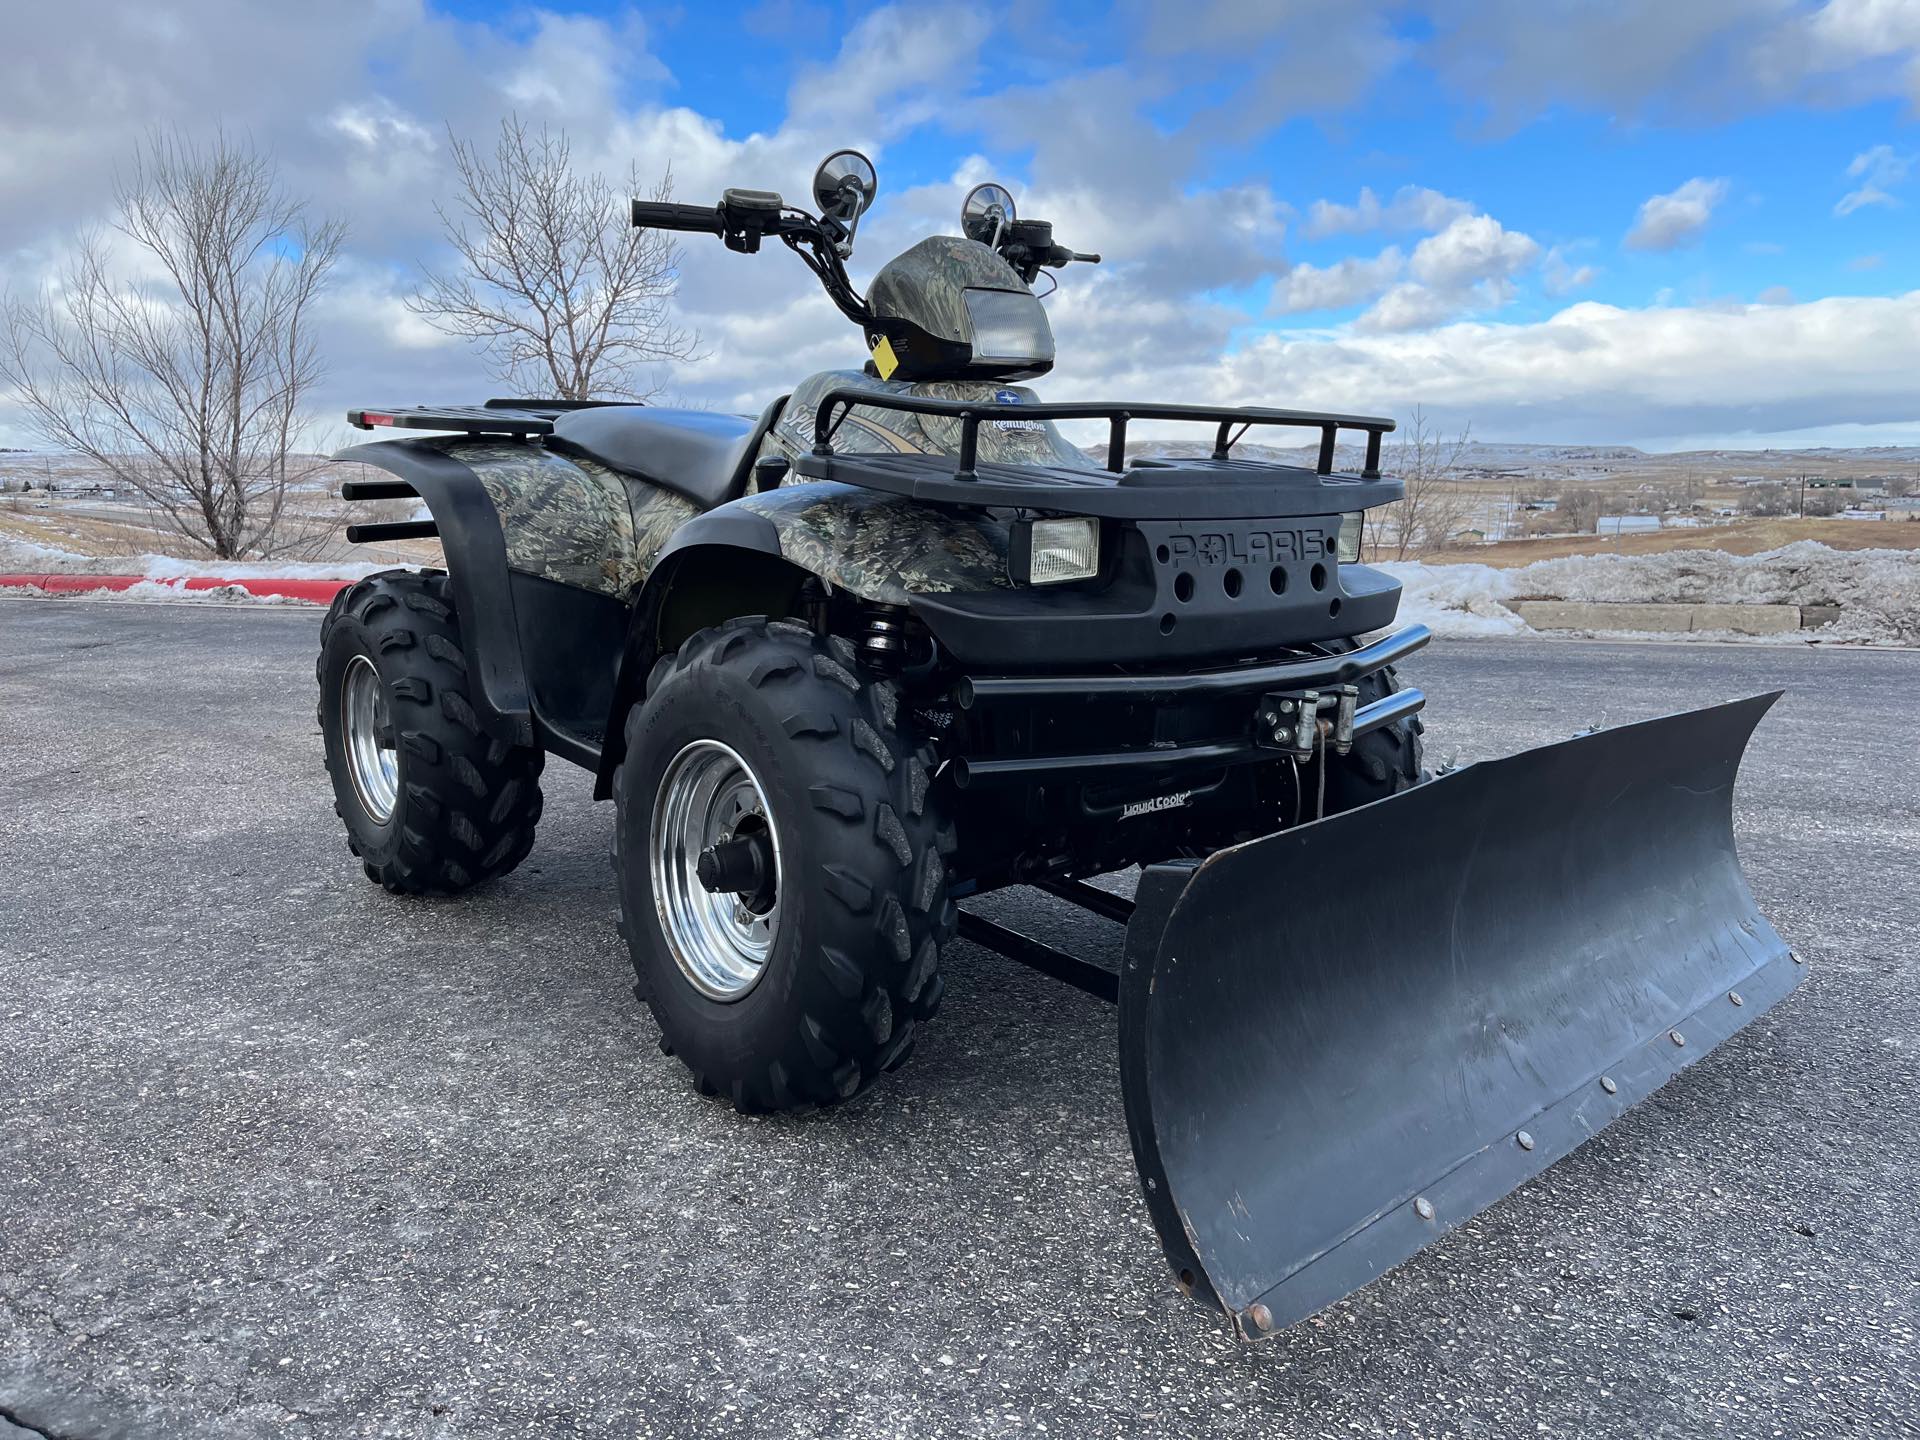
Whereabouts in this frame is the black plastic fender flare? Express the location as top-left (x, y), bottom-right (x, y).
top-left (334, 439), bottom-right (535, 748)
top-left (592, 507), bottom-right (796, 798)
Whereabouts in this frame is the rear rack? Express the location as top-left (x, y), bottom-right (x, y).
top-left (346, 398), bottom-right (633, 437)
top-left (811, 391), bottom-right (1394, 481)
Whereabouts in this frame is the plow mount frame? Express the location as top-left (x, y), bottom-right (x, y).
top-left (957, 693), bottom-right (1798, 1338)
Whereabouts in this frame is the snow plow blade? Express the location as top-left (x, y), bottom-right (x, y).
top-left (1117, 692), bottom-right (1795, 1338)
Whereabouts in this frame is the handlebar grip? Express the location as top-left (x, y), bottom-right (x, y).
top-left (630, 200), bottom-right (726, 234)
top-left (1072, 251), bottom-right (1102, 264)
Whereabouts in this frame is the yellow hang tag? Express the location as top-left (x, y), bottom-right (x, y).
top-left (871, 335), bottom-right (899, 380)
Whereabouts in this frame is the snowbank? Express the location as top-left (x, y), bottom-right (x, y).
top-left (1374, 561), bottom-right (1528, 638)
top-left (1378, 541), bottom-right (1918, 645)
top-left (0, 533), bottom-right (387, 583)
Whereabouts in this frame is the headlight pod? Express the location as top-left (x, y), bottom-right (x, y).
top-left (1338, 511), bottom-right (1364, 563)
top-left (1011, 516), bottom-right (1100, 586)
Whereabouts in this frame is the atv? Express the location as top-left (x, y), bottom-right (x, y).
top-left (321, 150), bottom-right (1798, 1338)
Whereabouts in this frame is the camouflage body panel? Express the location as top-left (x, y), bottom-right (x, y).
top-left (409, 357), bottom-right (1094, 607)
top-left (867, 235), bottom-right (1033, 341)
top-left (732, 481), bottom-right (1012, 605)
top-left (425, 437), bottom-right (696, 599)
top-left (626, 481), bottom-right (703, 582)
top-left (766, 370), bottom-right (1096, 473)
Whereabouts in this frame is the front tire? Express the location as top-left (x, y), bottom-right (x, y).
top-left (317, 569), bottom-right (545, 894)
top-left (614, 618), bottom-right (955, 1112)
top-left (1321, 637), bottom-right (1426, 813)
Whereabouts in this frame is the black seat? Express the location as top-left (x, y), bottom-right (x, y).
top-left (549, 403), bottom-right (780, 510)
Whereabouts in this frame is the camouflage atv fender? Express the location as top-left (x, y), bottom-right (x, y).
top-left (343, 434), bottom-right (699, 599)
top-left (726, 481), bottom-right (1013, 604)
top-left (336, 435), bottom-right (700, 749)
top-left (590, 479), bottom-right (1018, 796)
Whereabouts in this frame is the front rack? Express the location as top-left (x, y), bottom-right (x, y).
top-left (811, 391), bottom-right (1395, 482)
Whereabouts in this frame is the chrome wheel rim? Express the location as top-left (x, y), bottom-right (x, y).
top-left (342, 654), bottom-right (399, 824)
top-left (650, 739), bottom-right (782, 1001)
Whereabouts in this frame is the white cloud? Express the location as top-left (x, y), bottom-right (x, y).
top-left (1272, 250), bottom-right (1405, 312)
top-left (1357, 283), bottom-right (1463, 333)
top-left (1542, 247), bottom-right (1601, 295)
top-left (1067, 292), bottom-right (1920, 447)
top-left (1803, 0), bottom-right (1920, 69)
top-left (1836, 142), bottom-right (1913, 214)
top-left (1407, 213), bottom-right (1540, 290)
top-left (1343, 214), bottom-right (1541, 330)
top-left (1304, 185), bottom-right (1474, 238)
top-left (1274, 212), bottom-right (1539, 330)
top-left (1624, 177), bottom-right (1729, 251)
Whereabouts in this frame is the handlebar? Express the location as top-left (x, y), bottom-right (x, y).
top-left (630, 187), bottom-right (1097, 322)
top-left (628, 200), bottom-right (727, 234)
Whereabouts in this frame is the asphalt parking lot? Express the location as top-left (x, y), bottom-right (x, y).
top-left (2, 597), bottom-right (1916, 1439)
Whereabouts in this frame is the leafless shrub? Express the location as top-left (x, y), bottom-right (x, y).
top-left (1362, 407), bottom-right (1474, 561)
top-left (0, 130), bottom-right (343, 560)
top-left (408, 116), bottom-right (701, 400)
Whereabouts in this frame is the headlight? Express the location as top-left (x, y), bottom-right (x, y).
top-left (1012, 517), bottom-right (1100, 585)
top-left (1337, 512), bottom-right (1364, 563)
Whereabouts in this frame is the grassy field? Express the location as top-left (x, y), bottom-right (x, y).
top-left (0, 497), bottom-right (442, 570)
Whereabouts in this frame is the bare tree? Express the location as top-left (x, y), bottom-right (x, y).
top-left (1553, 484), bottom-right (1604, 534)
top-left (1, 130), bottom-right (343, 560)
top-left (408, 118), bottom-right (701, 400)
top-left (1362, 407), bottom-right (1474, 561)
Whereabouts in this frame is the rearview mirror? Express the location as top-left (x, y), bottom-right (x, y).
top-left (813, 150), bottom-right (877, 222)
top-left (962, 183), bottom-right (1017, 247)
top-left (812, 150), bottom-right (877, 258)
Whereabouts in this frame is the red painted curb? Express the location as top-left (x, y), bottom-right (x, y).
top-left (0, 573), bottom-right (350, 603)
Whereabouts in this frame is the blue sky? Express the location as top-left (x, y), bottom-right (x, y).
top-left (5, 0), bottom-right (1919, 448)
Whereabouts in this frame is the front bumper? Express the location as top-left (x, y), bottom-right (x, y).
top-left (946, 625), bottom-right (1430, 787)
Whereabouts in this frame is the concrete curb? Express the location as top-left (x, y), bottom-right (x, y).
top-left (0, 573), bottom-right (349, 603)
top-left (1513, 600), bottom-right (1814, 636)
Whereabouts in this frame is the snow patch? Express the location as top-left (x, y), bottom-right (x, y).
top-left (1375, 561), bottom-right (1525, 637)
top-left (0, 533), bottom-right (386, 584)
top-left (1377, 541), bottom-right (1918, 645)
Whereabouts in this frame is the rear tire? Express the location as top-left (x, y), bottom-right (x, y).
top-left (317, 569), bottom-right (544, 894)
top-left (613, 618), bottom-right (955, 1113)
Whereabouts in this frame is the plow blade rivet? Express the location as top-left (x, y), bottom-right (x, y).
top-left (1247, 1303), bottom-right (1275, 1333)
top-left (1670, 1029), bottom-right (1686, 1047)
top-left (1600, 1076), bottom-right (1618, 1094)
top-left (1413, 1196), bottom-right (1435, 1221)
top-left (1729, 991), bottom-right (1744, 1007)
top-left (1516, 1131), bottom-right (1535, 1151)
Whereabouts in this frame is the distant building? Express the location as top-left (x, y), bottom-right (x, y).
top-left (1837, 509), bottom-right (1888, 521)
top-left (1596, 515), bottom-right (1662, 536)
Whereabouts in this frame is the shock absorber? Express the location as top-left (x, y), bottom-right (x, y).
top-left (858, 604), bottom-right (927, 674)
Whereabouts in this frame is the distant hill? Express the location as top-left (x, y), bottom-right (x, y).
top-left (1092, 437), bottom-right (1920, 481)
